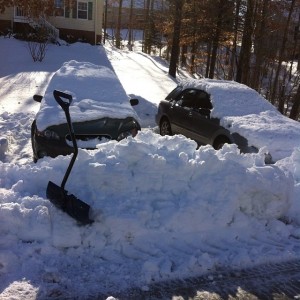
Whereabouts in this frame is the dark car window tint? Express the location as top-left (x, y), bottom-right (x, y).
top-left (179, 89), bottom-right (197, 108)
top-left (195, 91), bottom-right (212, 109)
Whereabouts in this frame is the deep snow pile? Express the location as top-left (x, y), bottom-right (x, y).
top-left (1, 37), bottom-right (300, 299)
top-left (1, 131), bottom-right (300, 298)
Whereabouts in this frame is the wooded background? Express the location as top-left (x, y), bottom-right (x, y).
top-left (107, 0), bottom-right (300, 120)
top-left (1, 0), bottom-right (300, 120)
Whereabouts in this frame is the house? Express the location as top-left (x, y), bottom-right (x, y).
top-left (0, 0), bottom-right (104, 45)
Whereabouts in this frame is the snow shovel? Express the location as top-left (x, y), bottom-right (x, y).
top-left (46, 90), bottom-right (93, 225)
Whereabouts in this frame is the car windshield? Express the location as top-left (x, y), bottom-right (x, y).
top-left (166, 86), bottom-right (182, 100)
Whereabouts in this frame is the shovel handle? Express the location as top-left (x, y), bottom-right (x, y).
top-left (53, 89), bottom-right (77, 191)
top-left (53, 90), bottom-right (73, 111)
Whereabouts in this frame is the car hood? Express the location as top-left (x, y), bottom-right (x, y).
top-left (35, 60), bottom-right (140, 131)
top-left (180, 78), bottom-right (300, 161)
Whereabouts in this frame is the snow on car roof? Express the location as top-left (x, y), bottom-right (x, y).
top-left (180, 78), bottom-right (300, 161)
top-left (35, 60), bottom-right (139, 131)
top-left (180, 78), bottom-right (277, 118)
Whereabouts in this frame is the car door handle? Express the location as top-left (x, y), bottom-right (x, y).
top-left (188, 112), bottom-right (193, 117)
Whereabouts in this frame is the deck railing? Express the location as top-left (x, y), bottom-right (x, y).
top-left (13, 7), bottom-right (59, 41)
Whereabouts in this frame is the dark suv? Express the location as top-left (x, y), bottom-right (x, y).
top-left (156, 84), bottom-right (261, 154)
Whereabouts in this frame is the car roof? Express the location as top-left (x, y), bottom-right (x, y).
top-left (35, 60), bottom-right (139, 131)
top-left (179, 78), bottom-right (277, 118)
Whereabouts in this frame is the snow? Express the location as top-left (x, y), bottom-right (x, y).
top-left (1, 37), bottom-right (300, 299)
top-left (36, 60), bottom-right (139, 131)
top-left (181, 78), bottom-right (300, 161)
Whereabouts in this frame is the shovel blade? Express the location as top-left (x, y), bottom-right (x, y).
top-left (46, 181), bottom-right (93, 225)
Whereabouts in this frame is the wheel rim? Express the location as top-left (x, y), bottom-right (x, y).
top-left (160, 120), bottom-right (171, 136)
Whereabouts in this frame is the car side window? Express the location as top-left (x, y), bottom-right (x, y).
top-left (177, 89), bottom-right (197, 108)
top-left (195, 91), bottom-right (212, 110)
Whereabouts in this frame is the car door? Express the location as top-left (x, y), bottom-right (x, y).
top-left (168, 89), bottom-right (199, 139)
top-left (188, 90), bottom-right (218, 145)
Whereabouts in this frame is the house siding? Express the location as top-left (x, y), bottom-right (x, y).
top-left (0, 6), bottom-right (13, 34)
top-left (0, 0), bottom-right (103, 44)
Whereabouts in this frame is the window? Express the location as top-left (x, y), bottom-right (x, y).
top-left (196, 91), bottom-right (212, 109)
top-left (180, 90), bottom-right (197, 108)
top-left (55, 0), bottom-right (64, 17)
top-left (55, 0), bottom-right (63, 8)
top-left (78, 1), bottom-right (88, 19)
top-left (166, 86), bottom-right (182, 101)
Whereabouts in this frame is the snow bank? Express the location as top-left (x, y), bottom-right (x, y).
top-left (0, 130), bottom-right (298, 297)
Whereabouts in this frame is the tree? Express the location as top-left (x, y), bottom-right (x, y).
top-left (207, 0), bottom-right (234, 79)
top-left (168, 0), bottom-right (184, 78)
top-left (228, 0), bottom-right (242, 80)
top-left (236, 0), bottom-right (255, 84)
top-left (270, 0), bottom-right (296, 112)
top-left (128, 0), bottom-right (134, 47)
top-left (249, 0), bottom-right (270, 90)
top-left (290, 83), bottom-right (300, 120)
top-left (115, 0), bottom-right (123, 48)
top-left (143, 0), bottom-right (151, 53)
top-left (0, 0), bottom-right (55, 17)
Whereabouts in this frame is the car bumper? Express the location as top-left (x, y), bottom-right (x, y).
top-left (32, 134), bottom-right (74, 160)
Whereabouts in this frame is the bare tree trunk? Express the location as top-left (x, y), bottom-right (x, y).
top-left (205, 41), bottom-right (212, 78)
top-left (250, 0), bottom-right (269, 90)
top-left (271, 0), bottom-right (296, 111)
top-left (143, 0), bottom-right (151, 53)
top-left (236, 0), bottom-right (255, 84)
top-left (168, 0), bottom-right (184, 78)
top-left (189, 41), bottom-right (196, 74)
top-left (128, 0), bottom-right (134, 48)
top-left (290, 83), bottom-right (300, 120)
top-left (228, 0), bottom-right (241, 80)
top-left (103, 0), bottom-right (108, 44)
top-left (181, 44), bottom-right (187, 68)
top-left (116, 0), bottom-right (123, 49)
top-left (209, 0), bottom-right (227, 79)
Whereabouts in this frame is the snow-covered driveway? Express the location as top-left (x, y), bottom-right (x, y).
top-left (105, 45), bottom-right (179, 127)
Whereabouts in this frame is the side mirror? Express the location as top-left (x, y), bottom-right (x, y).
top-left (33, 94), bottom-right (43, 103)
top-left (130, 98), bottom-right (139, 106)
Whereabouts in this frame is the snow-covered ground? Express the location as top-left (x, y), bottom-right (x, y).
top-left (1, 37), bottom-right (300, 299)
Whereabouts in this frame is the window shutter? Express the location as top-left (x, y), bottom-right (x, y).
top-left (88, 2), bottom-right (93, 20)
top-left (65, 6), bottom-right (70, 18)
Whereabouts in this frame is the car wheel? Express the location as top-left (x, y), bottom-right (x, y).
top-left (213, 136), bottom-right (231, 150)
top-left (160, 118), bottom-right (172, 136)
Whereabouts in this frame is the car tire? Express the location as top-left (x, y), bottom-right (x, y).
top-left (213, 136), bottom-right (231, 150)
top-left (160, 118), bottom-right (172, 136)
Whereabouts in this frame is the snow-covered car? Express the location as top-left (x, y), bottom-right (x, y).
top-left (155, 79), bottom-right (300, 162)
top-left (31, 60), bottom-right (141, 161)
